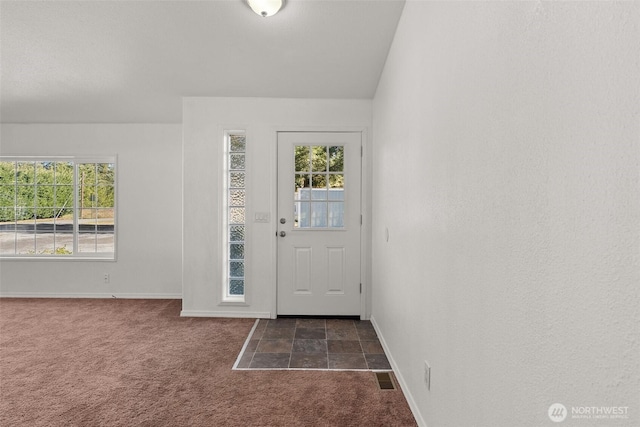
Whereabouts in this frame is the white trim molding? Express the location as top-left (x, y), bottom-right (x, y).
top-left (180, 310), bottom-right (271, 318)
top-left (0, 292), bottom-right (182, 299)
top-left (370, 315), bottom-right (427, 427)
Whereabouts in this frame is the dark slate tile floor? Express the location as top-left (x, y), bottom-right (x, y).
top-left (234, 318), bottom-right (392, 371)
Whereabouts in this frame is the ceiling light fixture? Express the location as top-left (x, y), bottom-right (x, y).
top-left (247, 0), bottom-right (283, 17)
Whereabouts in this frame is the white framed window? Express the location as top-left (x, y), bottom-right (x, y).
top-left (0, 156), bottom-right (116, 260)
top-left (222, 132), bottom-right (246, 302)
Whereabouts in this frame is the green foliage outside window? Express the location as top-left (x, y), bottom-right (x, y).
top-left (0, 161), bottom-right (115, 223)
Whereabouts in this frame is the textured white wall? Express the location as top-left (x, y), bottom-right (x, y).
top-left (372, 2), bottom-right (639, 426)
top-left (182, 97), bottom-right (372, 318)
top-left (0, 124), bottom-right (183, 298)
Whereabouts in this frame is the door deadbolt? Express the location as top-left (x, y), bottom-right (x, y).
top-left (280, 218), bottom-right (286, 224)
top-left (280, 231), bottom-right (286, 237)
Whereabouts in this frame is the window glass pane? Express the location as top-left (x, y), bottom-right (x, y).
top-left (0, 231), bottom-right (15, 254)
top-left (36, 233), bottom-right (55, 254)
top-left (230, 261), bottom-right (244, 277)
top-left (36, 162), bottom-right (54, 185)
top-left (311, 202), bottom-right (328, 228)
top-left (97, 233), bottom-right (115, 253)
top-left (328, 146), bottom-right (344, 172)
top-left (17, 207), bottom-right (34, 222)
top-left (37, 186), bottom-right (54, 208)
top-left (229, 190), bottom-right (245, 206)
top-left (230, 135), bottom-right (246, 152)
top-left (294, 202), bottom-right (309, 228)
top-left (96, 164), bottom-right (115, 186)
top-left (0, 207), bottom-right (15, 222)
top-left (230, 154), bottom-right (245, 170)
top-left (0, 186), bottom-right (15, 207)
top-left (17, 186), bottom-right (35, 208)
top-left (329, 174), bottom-right (344, 189)
top-left (54, 232), bottom-right (74, 254)
top-left (0, 162), bottom-right (16, 184)
top-left (295, 174), bottom-right (310, 200)
top-left (55, 162), bottom-right (73, 185)
top-left (312, 146), bottom-right (328, 171)
top-left (16, 231), bottom-right (35, 255)
top-left (295, 146), bottom-right (310, 172)
top-left (229, 207), bottom-right (245, 224)
top-left (230, 279), bottom-right (244, 295)
top-left (230, 172), bottom-right (245, 188)
top-left (328, 202), bottom-right (344, 228)
top-left (35, 208), bottom-right (54, 221)
top-left (328, 188), bottom-right (344, 201)
top-left (311, 174), bottom-right (327, 188)
top-left (17, 162), bottom-right (35, 184)
top-left (78, 234), bottom-right (97, 253)
top-left (96, 209), bottom-right (115, 233)
top-left (230, 243), bottom-right (244, 260)
top-left (229, 225), bottom-right (245, 242)
top-left (96, 186), bottom-right (115, 208)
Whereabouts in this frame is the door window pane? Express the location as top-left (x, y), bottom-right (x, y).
top-left (293, 145), bottom-right (345, 229)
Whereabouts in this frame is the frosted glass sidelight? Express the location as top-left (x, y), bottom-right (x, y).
top-left (225, 132), bottom-right (247, 298)
top-left (229, 225), bottom-right (245, 242)
top-left (230, 261), bottom-right (244, 277)
top-left (230, 172), bottom-right (245, 188)
top-left (229, 207), bottom-right (245, 224)
top-left (230, 135), bottom-right (246, 152)
top-left (229, 190), bottom-right (245, 206)
top-left (230, 154), bottom-right (245, 170)
top-left (230, 279), bottom-right (244, 295)
top-left (230, 243), bottom-right (244, 260)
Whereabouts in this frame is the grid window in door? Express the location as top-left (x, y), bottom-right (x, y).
top-left (294, 145), bottom-right (344, 229)
top-left (226, 133), bottom-right (246, 297)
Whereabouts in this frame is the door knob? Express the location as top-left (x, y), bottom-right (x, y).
top-left (279, 231), bottom-right (286, 237)
top-left (280, 218), bottom-right (286, 224)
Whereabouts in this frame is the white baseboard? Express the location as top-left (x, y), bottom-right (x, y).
top-left (0, 292), bottom-right (182, 299)
top-left (180, 310), bottom-right (271, 318)
top-left (370, 315), bottom-right (427, 427)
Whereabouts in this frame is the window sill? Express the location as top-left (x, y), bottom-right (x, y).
top-left (0, 256), bottom-right (116, 262)
top-left (219, 298), bottom-right (248, 306)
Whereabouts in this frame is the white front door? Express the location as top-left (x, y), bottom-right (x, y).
top-left (277, 132), bottom-right (362, 316)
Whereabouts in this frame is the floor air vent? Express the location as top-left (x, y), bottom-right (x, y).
top-left (375, 372), bottom-right (396, 390)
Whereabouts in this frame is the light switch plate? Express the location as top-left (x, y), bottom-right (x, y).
top-left (254, 212), bottom-right (270, 223)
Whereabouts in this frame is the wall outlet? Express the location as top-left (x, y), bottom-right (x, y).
top-left (424, 361), bottom-right (431, 390)
top-left (103, 273), bottom-right (110, 284)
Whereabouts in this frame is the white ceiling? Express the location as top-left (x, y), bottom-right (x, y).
top-left (0, 0), bottom-right (405, 123)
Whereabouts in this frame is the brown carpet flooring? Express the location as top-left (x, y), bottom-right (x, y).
top-left (0, 298), bottom-right (417, 427)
